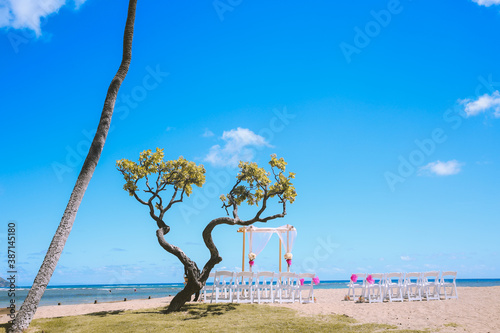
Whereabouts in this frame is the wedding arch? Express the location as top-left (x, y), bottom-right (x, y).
top-left (237, 224), bottom-right (297, 272)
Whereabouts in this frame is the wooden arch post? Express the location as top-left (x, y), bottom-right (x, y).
top-left (242, 229), bottom-right (245, 272)
top-left (279, 237), bottom-right (282, 273)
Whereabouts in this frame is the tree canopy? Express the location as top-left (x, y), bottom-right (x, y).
top-left (117, 148), bottom-right (206, 225)
top-left (220, 154), bottom-right (296, 222)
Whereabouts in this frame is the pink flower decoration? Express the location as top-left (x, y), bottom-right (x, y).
top-left (313, 276), bottom-right (320, 285)
top-left (249, 260), bottom-right (254, 266)
top-left (300, 278), bottom-right (305, 286)
top-left (366, 275), bottom-right (374, 284)
top-left (286, 259), bottom-right (292, 266)
top-left (351, 274), bottom-right (358, 283)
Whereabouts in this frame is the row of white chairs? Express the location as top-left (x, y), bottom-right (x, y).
top-left (347, 271), bottom-right (458, 303)
top-left (202, 271), bottom-right (316, 304)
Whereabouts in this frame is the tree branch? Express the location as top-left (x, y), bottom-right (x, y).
top-left (155, 169), bottom-right (161, 191)
top-left (132, 191), bottom-right (148, 206)
top-left (145, 193), bottom-right (165, 229)
top-left (144, 174), bottom-right (153, 193)
top-left (165, 187), bottom-right (179, 210)
top-left (254, 188), bottom-right (269, 220)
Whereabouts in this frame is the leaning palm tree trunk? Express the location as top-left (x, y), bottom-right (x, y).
top-left (9, 1), bottom-right (138, 332)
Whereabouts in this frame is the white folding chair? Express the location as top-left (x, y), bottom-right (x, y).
top-left (422, 271), bottom-right (440, 301)
top-left (234, 271), bottom-right (256, 303)
top-left (255, 271), bottom-right (276, 304)
top-left (202, 272), bottom-right (215, 302)
top-left (298, 273), bottom-right (315, 303)
top-left (404, 272), bottom-right (422, 301)
top-left (277, 272), bottom-right (299, 304)
top-left (347, 273), bottom-right (367, 300)
top-left (211, 270), bottom-right (235, 303)
top-left (366, 273), bottom-right (385, 303)
top-left (440, 271), bottom-right (458, 300)
top-left (384, 272), bottom-right (404, 302)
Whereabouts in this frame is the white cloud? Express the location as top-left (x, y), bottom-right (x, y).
top-left (0, 5), bottom-right (10, 27)
top-left (0, 0), bottom-right (87, 36)
top-left (472, 0), bottom-right (500, 6)
top-left (204, 127), bottom-right (271, 167)
top-left (419, 160), bottom-right (463, 176)
top-left (202, 129), bottom-right (214, 138)
top-left (461, 91), bottom-right (500, 118)
top-left (74, 0), bottom-right (86, 9)
top-left (400, 256), bottom-right (413, 261)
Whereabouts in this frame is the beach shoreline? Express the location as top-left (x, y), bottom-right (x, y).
top-left (0, 295), bottom-right (175, 324)
top-left (2, 286), bottom-right (499, 332)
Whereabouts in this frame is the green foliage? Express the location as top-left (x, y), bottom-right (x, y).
top-left (116, 148), bottom-right (206, 197)
top-left (116, 150), bottom-right (295, 222)
top-left (220, 154), bottom-right (297, 208)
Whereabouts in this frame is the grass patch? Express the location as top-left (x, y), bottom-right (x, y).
top-left (444, 322), bottom-right (460, 328)
top-left (0, 303), bottom-right (428, 333)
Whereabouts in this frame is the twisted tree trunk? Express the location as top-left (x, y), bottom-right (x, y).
top-left (164, 214), bottom-right (285, 312)
top-left (9, 1), bottom-right (138, 331)
top-left (155, 226), bottom-right (201, 312)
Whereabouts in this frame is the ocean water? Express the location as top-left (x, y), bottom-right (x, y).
top-left (314, 279), bottom-right (500, 289)
top-left (1, 279), bottom-right (499, 307)
top-left (1, 283), bottom-right (184, 307)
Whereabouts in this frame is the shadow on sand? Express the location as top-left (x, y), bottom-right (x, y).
top-left (0, 322), bottom-right (13, 332)
top-left (180, 303), bottom-right (239, 320)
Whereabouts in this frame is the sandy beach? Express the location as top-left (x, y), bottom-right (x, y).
top-left (2, 287), bottom-right (499, 332)
top-left (271, 286), bottom-right (500, 333)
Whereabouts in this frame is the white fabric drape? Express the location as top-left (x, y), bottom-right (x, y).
top-left (248, 230), bottom-right (273, 257)
top-left (275, 225), bottom-right (297, 253)
top-left (248, 224), bottom-right (297, 256)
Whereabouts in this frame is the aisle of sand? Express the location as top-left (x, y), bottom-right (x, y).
top-left (271, 286), bottom-right (500, 332)
top-left (2, 287), bottom-right (499, 332)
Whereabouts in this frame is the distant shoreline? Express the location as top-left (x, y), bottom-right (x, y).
top-left (4, 278), bottom-right (500, 289)
top-left (2, 278), bottom-right (500, 309)
top-left (2, 286), bottom-right (500, 332)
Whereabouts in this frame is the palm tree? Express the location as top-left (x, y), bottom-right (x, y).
top-left (9, 1), bottom-right (138, 331)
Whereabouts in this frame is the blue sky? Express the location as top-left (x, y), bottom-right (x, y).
top-left (1, 0), bottom-right (500, 286)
